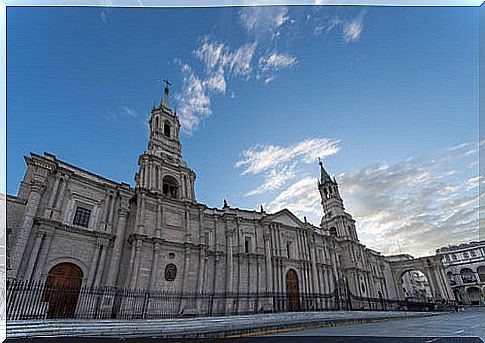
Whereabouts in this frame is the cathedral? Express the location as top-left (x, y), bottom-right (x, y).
top-left (6, 83), bottom-right (454, 318)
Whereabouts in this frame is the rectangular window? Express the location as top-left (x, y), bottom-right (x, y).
top-left (73, 207), bottom-right (91, 228)
top-left (286, 241), bottom-right (292, 259)
top-left (463, 252), bottom-right (469, 259)
top-left (244, 236), bottom-right (251, 254)
top-left (318, 249), bottom-right (324, 262)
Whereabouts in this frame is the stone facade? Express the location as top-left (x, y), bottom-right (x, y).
top-left (7, 84), bottom-right (454, 313)
top-left (436, 241), bottom-right (485, 305)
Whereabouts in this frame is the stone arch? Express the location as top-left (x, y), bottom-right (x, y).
top-left (44, 257), bottom-right (88, 282)
top-left (285, 268), bottom-right (300, 311)
top-left (399, 269), bottom-right (432, 302)
top-left (389, 255), bottom-right (454, 302)
top-left (477, 265), bottom-right (485, 282)
top-left (43, 262), bottom-right (83, 318)
top-left (162, 175), bottom-right (178, 198)
top-left (164, 121), bottom-right (171, 137)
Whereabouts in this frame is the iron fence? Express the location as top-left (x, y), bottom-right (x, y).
top-left (6, 279), bottom-right (448, 321)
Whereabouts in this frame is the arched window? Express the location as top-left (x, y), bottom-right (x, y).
top-left (154, 116), bottom-right (159, 130)
top-left (477, 266), bottom-right (485, 282)
top-left (164, 122), bottom-right (171, 137)
top-left (162, 175), bottom-right (178, 198)
top-left (460, 268), bottom-right (476, 284)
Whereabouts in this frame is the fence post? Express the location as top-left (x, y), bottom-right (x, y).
top-left (142, 291), bottom-right (149, 319)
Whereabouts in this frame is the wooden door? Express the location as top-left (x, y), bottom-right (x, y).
top-left (43, 263), bottom-right (83, 318)
top-left (286, 269), bottom-right (300, 311)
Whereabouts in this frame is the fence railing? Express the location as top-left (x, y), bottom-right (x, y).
top-left (6, 280), bottom-right (448, 321)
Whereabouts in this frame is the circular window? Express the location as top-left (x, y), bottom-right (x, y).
top-left (165, 263), bottom-right (177, 281)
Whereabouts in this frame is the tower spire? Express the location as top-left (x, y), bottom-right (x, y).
top-left (318, 157), bottom-right (332, 183)
top-left (161, 79), bottom-right (172, 110)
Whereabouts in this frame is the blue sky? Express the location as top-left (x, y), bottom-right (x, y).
top-left (7, 5), bottom-right (480, 256)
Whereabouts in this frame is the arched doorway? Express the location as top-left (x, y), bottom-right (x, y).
top-left (43, 263), bottom-right (83, 318)
top-left (400, 269), bottom-right (432, 302)
top-left (286, 269), bottom-right (300, 311)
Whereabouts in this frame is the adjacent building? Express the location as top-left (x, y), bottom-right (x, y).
top-left (436, 241), bottom-right (485, 305)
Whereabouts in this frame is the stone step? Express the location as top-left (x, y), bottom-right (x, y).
top-left (7, 311), bottom-right (444, 339)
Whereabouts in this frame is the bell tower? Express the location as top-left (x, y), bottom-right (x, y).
top-left (318, 160), bottom-right (358, 241)
top-left (135, 80), bottom-right (196, 201)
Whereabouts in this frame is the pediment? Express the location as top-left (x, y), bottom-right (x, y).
top-left (264, 209), bottom-right (304, 228)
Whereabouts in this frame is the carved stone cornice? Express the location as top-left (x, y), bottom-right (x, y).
top-left (34, 217), bottom-right (114, 240)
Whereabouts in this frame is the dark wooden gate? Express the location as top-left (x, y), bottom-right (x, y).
top-left (43, 263), bottom-right (83, 318)
top-left (286, 269), bottom-right (300, 311)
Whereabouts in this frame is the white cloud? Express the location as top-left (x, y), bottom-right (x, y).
top-left (105, 106), bottom-right (139, 121)
top-left (237, 137), bottom-right (340, 198)
top-left (258, 52), bottom-right (298, 72)
top-left (175, 64), bottom-right (212, 133)
top-left (120, 106), bottom-right (138, 118)
top-left (343, 17), bottom-right (363, 43)
top-left (265, 176), bottom-right (322, 219)
top-left (310, 10), bottom-right (366, 44)
top-left (255, 141), bottom-right (479, 257)
top-left (176, 40), bottom-right (257, 133)
top-left (245, 164), bottom-right (297, 196)
top-left (236, 138), bottom-right (341, 175)
top-left (239, 6), bottom-right (290, 40)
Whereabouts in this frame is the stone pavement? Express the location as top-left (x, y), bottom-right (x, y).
top-left (7, 310), bottom-right (443, 339)
top-left (268, 306), bottom-right (485, 342)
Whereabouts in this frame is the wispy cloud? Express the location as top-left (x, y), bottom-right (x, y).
top-left (245, 164), bottom-right (297, 196)
top-left (259, 52), bottom-right (298, 72)
top-left (175, 7), bottom-right (368, 133)
top-left (311, 9), bottom-right (366, 44)
top-left (236, 138), bottom-right (341, 175)
top-left (239, 6), bottom-right (290, 41)
top-left (105, 106), bottom-right (139, 121)
top-left (176, 39), bottom-right (257, 133)
top-left (236, 138), bottom-right (341, 197)
top-left (342, 11), bottom-right (365, 43)
top-left (259, 141), bottom-right (480, 257)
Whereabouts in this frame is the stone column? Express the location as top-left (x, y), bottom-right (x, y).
top-left (155, 200), bottom-right (162, 239)
top-left (94, 245), bottom-right (107, 287)
top-left (106, 208), bottom-right (128, 287)
top-left (226, 230), bottom-right (234, 293)
top-left (129, 239), bottom-right (143, 289)
top-left (310, 240), bottom-right (318, 294)
top-left (264, 230), bottom-right (273, 292)
top-left (149, 243), bottom-right (160, 290)
top-left (136, 194), bottom-right (145, 234)
top-left (140, 163), bottom-right (145, 188)
top-left (10, 181), bottom-right (46, 279)
top-left (33, 231), bottom-right (53, 280)
top-left (197, 247), bottom-right (206, 293)
top-left (24, 232), bottom-right (44, 280)
top-left (106, 194), bottom-right (116, 232)
top-left (53, 177), bottom-right (68, 220)
top-left (44, 175), bottom-right (60, 217)
top-left (87, 244), bottom-right (101, 286)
